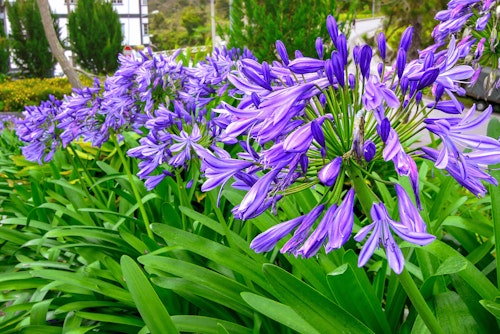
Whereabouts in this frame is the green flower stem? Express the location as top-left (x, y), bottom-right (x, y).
top-left (111, 134), bottom-right (153, 238)
top-left (345, 163), bottom-right (375, 216)
top-left (346, 163), bottom-right (444, 334)
top-left (175, 170), bottom-right (189, 231)
top-left (67, 144), bottom-right (107, 205)
top-left (64, 148), bottom-right (88, 192)
top-left (489, 182), bottom-right (500, 289)
top-left (398, 268), bottom-right (445, 334)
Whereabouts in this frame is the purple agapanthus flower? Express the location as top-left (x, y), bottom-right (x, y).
top-left (355, 202), bottom-right (435, 274)
top-left (421, 146), bottom-right (498, 197)
top-left (250, 188), bottom-right (356, 258)
top-left (424, 104), bottom-right (500, 178)
top-left (318, 157), bottom-right (343, 186)
top-left (16, 96), bottom-right (63, 164)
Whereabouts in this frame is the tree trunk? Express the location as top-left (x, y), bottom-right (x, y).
top-left (408, 15), bottom-right (423, 61)
top-left (36, 0), bottom-right (82, 89)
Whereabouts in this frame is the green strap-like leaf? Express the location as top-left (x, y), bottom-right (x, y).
top-left (480, 299), bottom-right (500, 319)
top-left (263, 264), bottom-right (374, 334)
top-left (151, 224), bottom-right (268, 288)
top-left (170, 315), bottom-right (252, 334)
top-left (241, 292), bottom-right (320, 334)
top-left (423, 240), bottom-right (499, 301)
top-left (328, 262), bottom-right (391, 334)
top-left (120, 255), bottom-right (179, 334)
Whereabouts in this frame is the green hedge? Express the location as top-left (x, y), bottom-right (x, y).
top-left (0, 76), bottom-right (92, 112)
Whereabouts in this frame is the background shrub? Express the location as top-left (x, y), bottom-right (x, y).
top-left (68, 0), bottom-right (123, 75)
top-left (6, 0), bottom-right (60, 78)
top-left (0, 77), bottom-right (92, 111)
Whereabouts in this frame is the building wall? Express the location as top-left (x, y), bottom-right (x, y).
top-left (48, 0), bottom-right (149, 47)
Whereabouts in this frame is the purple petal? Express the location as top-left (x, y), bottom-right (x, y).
top-left (250, 216), bottom-right (304, 252)
top-left (283, 123), bottom-right (313, 153)
top-left (276, 40), bottom-right (289, 65)
top-left (356, 222), bottom-right (381, 267)
top-left (288, 57), bottom-right (325, 74)
top-left (383, 223), bottom-right (405, 274)
top-left (326, 188), bottom-right (355, 251)
top-left (399, 26), bottom-right (414, 52)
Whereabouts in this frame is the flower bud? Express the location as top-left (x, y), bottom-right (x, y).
top-left (316, 37), bottom-right (324, 59)
top-left (318, 157), bottom-right (342, 187)
top-left (326, 15), bottom-right (339, 43)
top-left (359, 45), bottom-right (373, 79)
top-left (377, 32), bottom-right (386, 60)
top-left (399, 26), bottom-right (413, 52)
top-left (364, 141), bottom-right (376, 162)
top-left (276, 40), bottom-right (289, 65)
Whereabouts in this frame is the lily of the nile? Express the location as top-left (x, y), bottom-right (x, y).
top-left (181, 46), bottom-right (257, 111)
top-left (16, 95), bottom-right (63, 164)
top-left (355, 202), bottom-right (435, 274)
top-left (47, 49), bottom-right (184, 152)
top-left (200, 5), bottom-right (500, 273)
top-left (128, 47), bottom-right (256, 190)
top-left (55, 79), bottom-right (103, 147)
top-left (424, 104), bottom-right (500, 177)
top-left (434, 0), bottom-right (499, 88)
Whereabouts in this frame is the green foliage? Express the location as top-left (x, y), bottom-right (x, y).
top-left (0, 127), bottom-right (499, 333)
top-left (181, 6), bottom-right (207, 35)
top-left (68, 0), bottom-right (123, 75)
top-left (0, 77), bottom-right (93, 111)
top-left (380, 0), bottom-right (448, 59)
top-left (215, 0), bottom-right (229, 19)
top-left (226, 0), bottom-right (357, 61)
top-left (150, 0), bottom-right (210, 50)
top-left (0, 23), bottom-right (10, 74)
top-left (227, 0), bottom-right (357, 61)
top-left (6, 0), bottom-right (59, 78)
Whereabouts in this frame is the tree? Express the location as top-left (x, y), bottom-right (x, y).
top-left (181, 5), bottom-right (208, 44)
top-left (0, 19), bottom-right (9, 74)
top-left (36, 0), bottom-right (82, 89)
top-left (227, 0), bottom-right (356, 62)
top-left (7, 0), bottom-right (58, 78)
top-left (68, 0), bottom-right (123, 75)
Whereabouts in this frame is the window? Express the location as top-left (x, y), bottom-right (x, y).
top-left (142, 0), bottom-right (148, 5)
top-left (64, 0), bottom-right (77, 4)
top-left (111, 0), bottom-right (123, 4)
top-left (142, 23), bottom-right (149, 36)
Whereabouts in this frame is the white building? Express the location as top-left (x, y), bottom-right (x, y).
top-left (0, 0), bottom-right (149, 73)
top-left (51, 0), bottom-right (150, 47)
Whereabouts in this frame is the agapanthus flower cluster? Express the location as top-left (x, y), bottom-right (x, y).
top-left (16, 49), bottom-right (185, 157)
top-left (16, 95), bottom-right (63, 164)
top-left (434, 0), bottom-right (499, 88)
top-left (127, 46), bottom-right (257, 189)
top-left (196, 2), bottom-right (500, 273)
top-left (16, 46), bottom-right (255, 184)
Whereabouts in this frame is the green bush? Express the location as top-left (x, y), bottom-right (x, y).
top-left (0, 77), bottom-right (92, 112)
top-left (68, 0), bottom-right (123, 75)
